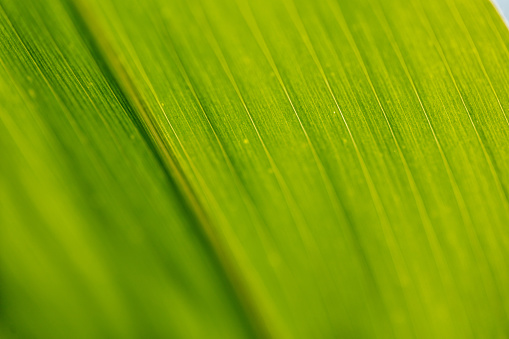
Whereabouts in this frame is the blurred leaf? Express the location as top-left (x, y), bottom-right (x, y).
top-left (1, 0), bottom-right (509, 337)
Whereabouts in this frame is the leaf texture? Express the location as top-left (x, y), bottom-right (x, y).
top-left (1, 0), bottom-right (509, 337)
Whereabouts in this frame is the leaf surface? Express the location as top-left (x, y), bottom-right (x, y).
top-left (1, 0), bottom-right (509, 337)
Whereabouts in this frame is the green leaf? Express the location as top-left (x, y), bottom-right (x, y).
top-left (1, 0), bottom-right (509, 337)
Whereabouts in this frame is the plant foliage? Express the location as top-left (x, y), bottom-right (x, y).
top-left (1, 0), bottom-right (509, 337)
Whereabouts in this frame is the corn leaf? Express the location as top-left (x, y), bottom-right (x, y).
top-left (1, 0), bottom-right (509, 337)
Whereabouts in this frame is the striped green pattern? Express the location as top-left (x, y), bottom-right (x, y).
top-left (1, 0), bottom-right (509, 337)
